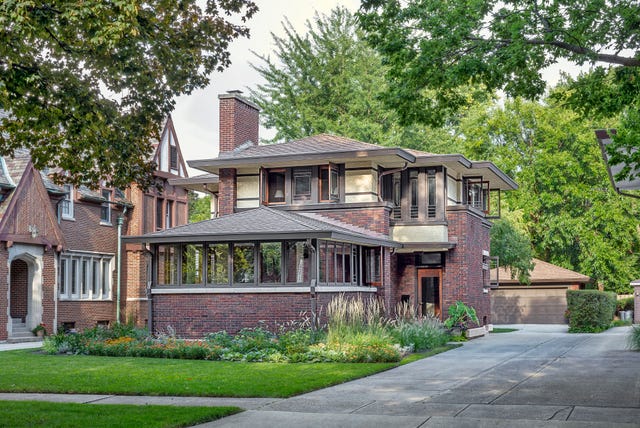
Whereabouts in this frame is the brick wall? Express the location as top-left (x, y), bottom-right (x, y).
top-left (444, 207), bottom-right (492, 326)
top-left (9, 259), bottom-right (28, 320)
top-left (314, 206), bottom-right (390, 235)
top-left (218, 92), bottom-right (259, 153)
top-left (218, 168), bottom-right (237, 216)
top-left (152, 291), bottom-right (374, 337)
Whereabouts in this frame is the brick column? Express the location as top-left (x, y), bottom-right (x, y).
top-left (218, 168), bottom-right (237, 216)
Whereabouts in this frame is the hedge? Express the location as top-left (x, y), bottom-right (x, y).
top-left (566, 290), bottom-right (616, 333)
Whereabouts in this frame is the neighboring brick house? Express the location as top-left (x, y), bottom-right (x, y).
top-left (0, 116), bottom-right (189, 341)
top-left (126, 91), bottom-right (518, 337)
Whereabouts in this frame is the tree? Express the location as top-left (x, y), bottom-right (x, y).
top-left (358, 1), bottom-right (640, 177)
top-left (250, 7), bottom-right (457, 152)
top-left (188, 191), bottom-right (211, 223)
top-left (490, 218), bottom-right (534, 284)
top-left (458, 96), bottom-right (640, 293)
top-left (0, 1), bottom-right (257, 189)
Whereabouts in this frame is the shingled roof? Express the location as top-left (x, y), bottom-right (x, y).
top-left (492, 258), bottom-right (592, 285)
top-left (124, 206), bottom-right (396, 247)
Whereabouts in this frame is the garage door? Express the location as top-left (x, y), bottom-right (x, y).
top-left (491, 287), bottom-right (568, 324)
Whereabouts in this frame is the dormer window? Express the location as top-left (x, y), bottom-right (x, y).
top-left (61, 184), bottom-right (74, 220)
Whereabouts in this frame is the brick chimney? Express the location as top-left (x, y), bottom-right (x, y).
top-left (217, 91), bottom-right (260, 216)
top-left (218, 90), bottom-right (260, 153)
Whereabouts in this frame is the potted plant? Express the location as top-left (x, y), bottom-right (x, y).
top-left (32, 323), bottom-right (47, 337)
top-left (444, 301), bottom-right (479, 337)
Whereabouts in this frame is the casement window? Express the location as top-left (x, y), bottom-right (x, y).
top-left (292, 168), bottom-right (312, 201)
top-left (100, 189), bottom-right (112, 224)
top-left (61, 184), bottom-right (74, 219)
top-left (260, 242), bottom-right (282, 283)
top-left (233, 243), bottom-right (255, 283)
top-left (319, 164), bottom-right (339, 202)
top-left (59, 253), bottom-right (113, 300)
top-left (318, 241), bottom-right (361, 286)
top-left (382, 167), bottom-right (441, 222)
top-left (181, 244), bottom-right (204, 284)
top-left (464, 178), bottom-right (490, 213)
top-left (156, 198), bottom-right (164, 231)
top-left (207, 243), bottom-right (229, 284)
top-left (260, 165), bottom-right (342, 206)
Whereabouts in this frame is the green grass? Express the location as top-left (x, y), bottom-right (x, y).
top-left (0, 400), bottom-right (240, 428)
top-left (491, 328), bottom-right (518, 333)
top-left (0, 350), bottom-right (400, 398)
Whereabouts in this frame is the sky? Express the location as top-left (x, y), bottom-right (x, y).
top-left (172, 0), bottom-right (360, 176)
top-left (171, 0), bottom-right (577, 178)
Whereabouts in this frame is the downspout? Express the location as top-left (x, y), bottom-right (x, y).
top-left (116, 206), bottom-right (128, 324)
top-left (377, 163), bottom-right (408, 202)
top-left (53, 197), bottom-right (65, 334)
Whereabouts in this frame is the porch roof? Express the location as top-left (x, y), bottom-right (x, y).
top-left (124, 206), bottom-right (398, 247)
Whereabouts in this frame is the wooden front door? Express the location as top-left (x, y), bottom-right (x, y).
top-left (418, 268), bottom-right (442, 318)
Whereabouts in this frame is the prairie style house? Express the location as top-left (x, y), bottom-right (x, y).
top-left (0, 116), bottom-right (189, 341)
top-left (126, 92), bottom-right (517, 337)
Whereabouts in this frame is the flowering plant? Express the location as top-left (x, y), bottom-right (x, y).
top-left (32, 323), bottom-right (47, 336)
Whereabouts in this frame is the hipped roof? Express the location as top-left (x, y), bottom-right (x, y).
top-left (124, 206), bottom-right (397, 247)
top-left (492, 258), bottom-right (592, 285)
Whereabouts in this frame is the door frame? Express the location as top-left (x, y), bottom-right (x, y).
top-left (417, 268), bottom-right (443, 318)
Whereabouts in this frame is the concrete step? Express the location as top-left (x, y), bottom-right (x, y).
top-left (6, 336), bottom-right (43, 344)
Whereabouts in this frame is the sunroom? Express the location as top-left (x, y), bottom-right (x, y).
top-left (124, 207), bottom-right (396, 291)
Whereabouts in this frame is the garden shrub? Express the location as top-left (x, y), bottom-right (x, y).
top-left (391, 316), bottom-right (448, 351)
top-left (566, 290), bottom-right (616, 333)
top-left (443, 301), bottom-right (478, 330)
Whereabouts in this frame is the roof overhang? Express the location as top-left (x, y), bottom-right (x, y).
top-left (188, 148), bottom-right (417, 174)
top-left (395, 242), bottom-right (457, 253)
top-left (123, 230), bottom-right (398, 248)
top-left (169, 174), bottom-right (219, 194)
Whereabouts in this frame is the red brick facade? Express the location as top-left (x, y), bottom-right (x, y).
top-left (218, 168), bottom-right (237, 216)
top-left (315, 206), bottom-right (390, 235)
top-left (152, 291), bottom-right (375, 337)
top-left (218, 92), bottom-right (259, 153)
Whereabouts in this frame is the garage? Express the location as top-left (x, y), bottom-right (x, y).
top-left (491, 259), bottom-right (592, 324)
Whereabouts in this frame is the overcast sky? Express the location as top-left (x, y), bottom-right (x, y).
top-left (172, 0), bottom-right (359, 176)
top-left (172, 0), bottom-right (577, 177)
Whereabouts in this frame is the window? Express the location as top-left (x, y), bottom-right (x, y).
top-left (292, 168), bottom-right (312, 201)
top-left (157, 245), bottom-right (178, 285)
top-left (169, 145), bottom-right (178, 171)
top-left (364, 247), bottom-right (381, 285)
top-left (320, 165), bottom-right (339, 202)
top-left (261, 165), bottom-right (342, 206)
top-left (165, 200), bottom-right (173, 229)
top-left (285, 241), bottom-right (309, 283)
top-left (59, 253), bottom-right (112, 300)
top-left (382, 168), bottom-right (440, 221)
top-left (61, 184), bottom-right (74, 219)
top-left (207, 244), bottom-right (229, 284)
top-left (464, 178), bottom-right (489, 212)
top-left (156, 198), bottom-right (164, 231)
top-left (260, 242), bottom-right (282, 283)
top-left (318, 241), bottom-right (364, 286)
top-left (266, 169), bottom-right (286, 204)
top-left (182, 244), bottom-right (203, 284)
top-left (233, 243), bottom-right (255, 283)
top-left (100, 189), bottom-right (112, 224)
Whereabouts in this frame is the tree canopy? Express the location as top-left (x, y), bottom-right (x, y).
top-left (458, 96), bottom-right (640, 293)
top-left (0, 0), bottom-right (257, 189)
top-left (249, 7), bottom-right (456, 152)
top-left (358, 0), bottom-right (640, 178)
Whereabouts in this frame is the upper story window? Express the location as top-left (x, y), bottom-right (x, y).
top-left (464, 178), bottom-right (490, 213)
top-left (100, 189), bottom-right (112, 224)
top-left (169, 145), bottom-right (178, 171)
top-left (382, 167), bottom-right (440, 222)
top-left (261, 165), bottom-right (343, 206)
top-left (61, 184), bottom-right (74, 220)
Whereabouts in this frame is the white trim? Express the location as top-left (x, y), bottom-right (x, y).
top-left (151, 286), bottom-right (378, 294)
top-left (126, 297), bottom-right (149, 301)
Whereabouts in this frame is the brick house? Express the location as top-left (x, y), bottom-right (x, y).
top-left (125, 92), bottom-right (518, 337)
top-left (0, 116), bottom-right (189, 341)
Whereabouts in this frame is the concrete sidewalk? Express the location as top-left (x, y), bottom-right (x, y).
top-left (2, 326), bottom-right (638, 427)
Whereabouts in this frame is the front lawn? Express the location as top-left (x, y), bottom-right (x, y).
top-left (0, 349), bottom-right (403, 397)
top-left (0, 400), bottom-right (239, 428)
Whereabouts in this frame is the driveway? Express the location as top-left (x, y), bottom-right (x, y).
top-left (202, 325), bottom-right (640, 427)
